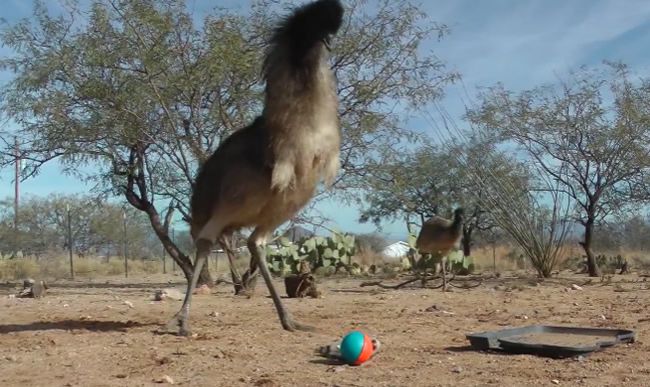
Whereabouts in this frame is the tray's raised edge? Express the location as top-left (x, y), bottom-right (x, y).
top-left (465, 325), bottom-right (636, 352)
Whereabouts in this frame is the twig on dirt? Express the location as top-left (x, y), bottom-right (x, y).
top-left (215, 278), bottom-right (235, 286)
top-left (359, 272), bottom-right (474, 290)
top-left (448, 280), bottom-right (482, 289)
top-left (360, 278), bottom-right (421, 289)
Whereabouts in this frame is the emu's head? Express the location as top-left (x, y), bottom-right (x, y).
top-left (266, 0), bottom-right (345, 73)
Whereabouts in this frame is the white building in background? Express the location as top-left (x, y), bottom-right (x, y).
top-left (381, 241), bottom-right (411, 262)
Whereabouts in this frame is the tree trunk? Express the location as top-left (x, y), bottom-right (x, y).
top-left (123, 151), bottom-right (213, 287)
top-left (219, 236), bottom-right (256, 295)
top-left (234, 259), bottom-right (258, 295)
top-left (138, 199), bottom-right (213, 286)
top-left (492, 242), bottom-right (496, 273)
top-left (581, 218), bottom-right (601, 277)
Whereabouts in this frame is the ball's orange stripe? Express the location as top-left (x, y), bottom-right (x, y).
top-left (353, 334), bottom-right (375, 365)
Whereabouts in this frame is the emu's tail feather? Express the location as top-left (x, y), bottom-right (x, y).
top-left (266, 0), bottom-right (344, 69)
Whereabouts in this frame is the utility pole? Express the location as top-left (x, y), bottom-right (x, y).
top-left (123, 210), bottom-right (128, 278)
top-left (66, 203), bottom-right (74, 279)
top-left (13, 137), bottom-right (20, 254)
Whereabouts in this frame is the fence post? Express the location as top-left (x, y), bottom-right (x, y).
top-left (66, 203), bottom-right (74, 279)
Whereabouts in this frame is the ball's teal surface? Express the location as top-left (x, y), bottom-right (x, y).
top-left (339, 330), bottom-right (373, 365)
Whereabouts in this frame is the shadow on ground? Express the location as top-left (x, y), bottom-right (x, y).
top-left (0, 281), bottom-right (187, 291)
top-left (0, 319), bottom-right (156, 334)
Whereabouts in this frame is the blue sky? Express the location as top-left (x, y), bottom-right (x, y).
top-left (2, 0), bottom-right (650, 240)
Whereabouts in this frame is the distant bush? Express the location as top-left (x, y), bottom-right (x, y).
top-left (0, 256), bottom-right (166, 281)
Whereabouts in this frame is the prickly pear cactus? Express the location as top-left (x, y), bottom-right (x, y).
top-left (266, 232), bottom-right (357, 275)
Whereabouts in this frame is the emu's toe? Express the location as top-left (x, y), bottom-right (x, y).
top-left (282, 318), bottom-right (316, 333)
top-left (164, 313), bottom-right (191, 336)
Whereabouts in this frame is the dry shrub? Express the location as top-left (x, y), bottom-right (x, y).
top-left (73, 258), bottom-right (104, 277)
top-left (0, 255), bottom-right (169, 281)
top-left (352, 250), bottom-right (384, 267)
top-left (106, 260), bottom-right (125, 275)
top-left (38, 258), bottom-right (69, 280)
top-left (0, 259), bottom-right (39, 280)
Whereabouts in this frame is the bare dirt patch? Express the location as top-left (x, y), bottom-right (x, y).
top-left (1, 273), bottom-right (649, 386)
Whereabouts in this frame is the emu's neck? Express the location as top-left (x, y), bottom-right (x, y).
top-left (451, 214), bottom-right (463, 233)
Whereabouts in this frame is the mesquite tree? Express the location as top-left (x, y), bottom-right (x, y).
top-left (0, 0), bottom-right (457, 285)
top-left (467, 63), bottom-right (650, 276)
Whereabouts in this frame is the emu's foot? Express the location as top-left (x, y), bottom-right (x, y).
top-left (281, 317), bottom-right (316, 332)
top-left (234, 287), bottom-right (255, 298)
top-left (164, 313), bottom-right (192, 336)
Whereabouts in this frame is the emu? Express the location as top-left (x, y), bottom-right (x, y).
top-left (415, 208), bottom-right (464, 288)
top-left (165, 0), bottom-right (344, 336)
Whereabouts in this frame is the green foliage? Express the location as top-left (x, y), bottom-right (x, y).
top-left (0, 194), bottom-right (159, 259)
top-left (449, 251), bottom-right (475, 275)
top-left (266, 232), bottom-right (357, 275)
top-left (0, 0), bottom-right (457, 271)
top-left (265, 237), bottom-right (300, 276)
top-left (360, 137), bottom-right (529, 259)
top-left (467, 63), bottom-right (650, 277)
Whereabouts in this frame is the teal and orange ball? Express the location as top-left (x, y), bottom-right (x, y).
top-left (339, 330), bottom-right (374, 365)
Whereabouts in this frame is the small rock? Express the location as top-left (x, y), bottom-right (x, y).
top-left (571, 284), bottom-right (583, 291)
top-left (153, 290), bottom-right (166, 301)
top-left (156, 375), bottom-right (174, 384)
top-left (424, 305), bottom-right (439, 312)
top-left (123, 300), bottom-right (134, 308)
top-left (5, 355), bottom-right (17, 362)
top-left (193, 284), bottom-right (211, 295)
top-left (452, 366), bottom-right (463, 373)
top-left (154, 288), bottom-right (184, 301)
top-left (208, 311), bottom-right (220, 318)
top-left (600, 315), bottom-right (607, 320)
top-left (551, 379), bottom-right (560, 385)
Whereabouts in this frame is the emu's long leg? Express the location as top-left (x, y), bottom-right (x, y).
top-left (441, 256), bottom-right (448, 292)
top-left (165, 238), bottom-right (211, 336)
top-left (248, 229), bottom-right (315, 332)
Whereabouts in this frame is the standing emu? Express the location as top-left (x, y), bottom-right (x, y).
top-left (415, 208), bottom-right (464, 288)
top-left (165, 0), bottom-right (344, 336)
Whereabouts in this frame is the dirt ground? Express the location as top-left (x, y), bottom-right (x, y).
top-left (1, 271), bottom-right (649, 387)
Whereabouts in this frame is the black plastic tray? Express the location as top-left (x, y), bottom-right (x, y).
top-left (466, 325), bottom-right (635, 358)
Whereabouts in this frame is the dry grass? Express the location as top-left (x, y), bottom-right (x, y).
top-left (0, 256), bottom-right (166, 281)
top-left (4, 244), bottom-right (649, 282)
top-left (470, 243), bottom-right (650, 273)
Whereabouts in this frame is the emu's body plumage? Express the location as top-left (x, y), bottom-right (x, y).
top-left (167, 0), bottom-right (345, 336)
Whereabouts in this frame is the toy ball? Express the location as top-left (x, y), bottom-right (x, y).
top-left (339, 330), bottom-right (375, 365)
